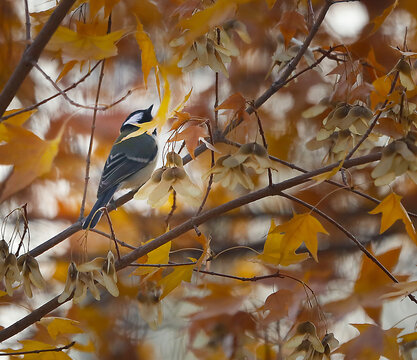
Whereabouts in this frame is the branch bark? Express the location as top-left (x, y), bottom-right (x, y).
top-left (0, 0), bottom-right (77, 118)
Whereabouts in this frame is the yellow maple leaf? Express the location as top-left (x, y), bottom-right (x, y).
top-left (272, 213), bottom-right (328, 262)
top-left (39, 317), bottom-right (83, 340)
top-left (73, 340), bottom-right (95, 353)
top-left (179, 0), bottom-right (250, 44)
top-left (0, 109), bottom-right (36, 141)
top-left (133, 241), bottom-right (171, 276)
top-left (265, 0), bottom-right (277, 9)
top-left (0, 123), bottom-right (64, 201)
top-left (135, 17), bottom-right (158, 88)
top-left (158, 264), bottom-right (194, 299)
top-left (369, 193), bottom-right (417, 245)
top-left (257, 219), bottom-right (309, 266)
top-left (122, 74), bottom-right (193, 141)
top-left (89, 0), bottom-right (121, 19)
top-left (311, 157), bottom-right (345, 185)
top-left (47, 24), bottom-right (125, 63)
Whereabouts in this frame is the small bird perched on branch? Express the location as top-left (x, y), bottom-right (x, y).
top-left (82, 105), bottom-right (158, 229)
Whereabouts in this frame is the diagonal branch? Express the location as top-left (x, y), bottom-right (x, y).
top-left (0, 0), bottom-right (77, 117)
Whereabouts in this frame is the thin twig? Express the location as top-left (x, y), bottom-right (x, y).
top-left (15, 204), bottom-right (29, 257)
top-left (23, 0), bottom-right (31, 44)
top-left (34, 63), bottom-right (132, 112)
top-left (0, 0), bottom-right (77, 117)
top-left (196, 122), bottom-right (215, 215)
top-left (79, 14), bottom-right (112, 219)
top-left (345, 69), bottom-right (400, 160)
top-left (0, 341), bottom-right (75, 356)
top-left (102, 207), bottom-right (121, 260)
top-left (0, 61), bottom-right (103, 122)
top-left (90, 228), bottom-right (136, 250)
top-left (253, 107), bottom-right (272, 186)
top-left (214, 27), bottom-right (221, 128)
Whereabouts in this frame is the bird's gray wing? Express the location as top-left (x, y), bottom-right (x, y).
top-left (97, 133), bottom-right (157, 198)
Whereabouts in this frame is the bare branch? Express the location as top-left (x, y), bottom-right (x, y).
top-left (0, 0), bottom-right (77, 117)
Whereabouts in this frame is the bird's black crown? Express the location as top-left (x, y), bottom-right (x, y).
top-left (120, 105), bottom-right (153, 131)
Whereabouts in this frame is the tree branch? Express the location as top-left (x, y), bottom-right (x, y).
top-left (0, 0), bottom-right (77, 117)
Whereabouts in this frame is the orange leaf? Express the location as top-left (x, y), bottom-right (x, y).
top-left (216, 92), bottom-right (246, 111)
top-left (0, 109), bottom-right (36, 141)
top-left (326, 247), bottom-right (403, 323)
top-left (337, 324), bottom-right (402, 360)
top-left (265, 0), bottom-right (277, 9)
top-left (168, 125), bottom-right (208, 159)
top-left (39, 317), bottom-right (83, 340)
top-left (369, 193), bottom-right (417, 245)
top-left (47, 24), bottom-right (125, 62)
top-left (272, 213), bottom-right (328, 262)
top-left (0, 123), bottom-right (64, 201)
top-left (158, 264), bottom-right (194, 299)
top-left (133, 241), bottom-right (171, 276)
top-left (371, 0), bottom-right (399, 34)
top-left (135, 17), bottom-right (158, 88)
top-left (278, 11), bottom-right (308, 48)
top-left (261, 289), bottom-right (294, 322)
top-left (179, 0), bottom-right (249, 44)
top-left (257, 219), bottom-right (309, 266)
top-left (311, 156), bottom-right (345, 185)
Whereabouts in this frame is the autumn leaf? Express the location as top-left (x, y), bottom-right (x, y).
top-left (122, 67), bottom-right (171, 140)
top-left (216, 92), bottom-right (246, 111)
top-left (370, 0), bottom-right (399, 34)
top-left (89, 0), bottom-right (121, 19)
top-left (257, 219), bottom-right (309, 266)
top-left (135, 17), bottom-right (158, 88)
top-left (0, 122), bottom-right (64, 201)
top-left (39, 317), bottom-right (83, 340)
top-left (133, 241), bottom-right (171, 276)
top-left (265, 0), bottom-right (277, 9)
top-left (326, 247), bottom-right (404, 323)
top-left (179, 0), bottom-right (248, 44)
top-left (278, 11), bottom-right (309, 48)
top-left (169, 125), bottom-right (208, 159)
top-left (369, 193), bottom-right (417, 245)
top-left (337, 324), bottom-right (402, 360)
top-left (73, 340), bottom-right (95, 353)
top-left (216, 92), bottom-right (250, 124)
top-left (47, 23), bottom-right (125, 63)
top-left (158, 263), bottom-right (194, 299)
top-left (370, 75), bottom-right (400, 108)
top-left (381, 280), bottom-right (417, 300)
top-left (0, 109), bottom-right (36, 141)
top-left (272, 213), bottom-right (328, 262)
top-left (311, 156), bottom-right (345, 185)
top-left (260, 289), bottom-right (295, 323)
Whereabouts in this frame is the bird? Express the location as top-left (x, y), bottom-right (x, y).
top-left (82, 105), bottom-right (158, 229)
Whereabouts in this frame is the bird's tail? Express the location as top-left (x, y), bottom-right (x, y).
top-left (82, 186), bottom-right (118, 229)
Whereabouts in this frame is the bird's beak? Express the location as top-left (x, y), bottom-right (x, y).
top-left (146, 104), bottom-right (153, 114)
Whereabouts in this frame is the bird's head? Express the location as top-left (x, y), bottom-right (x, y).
top-left (120, 105), bottom-right (153, 132)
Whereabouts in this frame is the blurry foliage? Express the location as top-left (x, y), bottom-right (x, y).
top-left (0, 0), bottom-right (417, 359)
